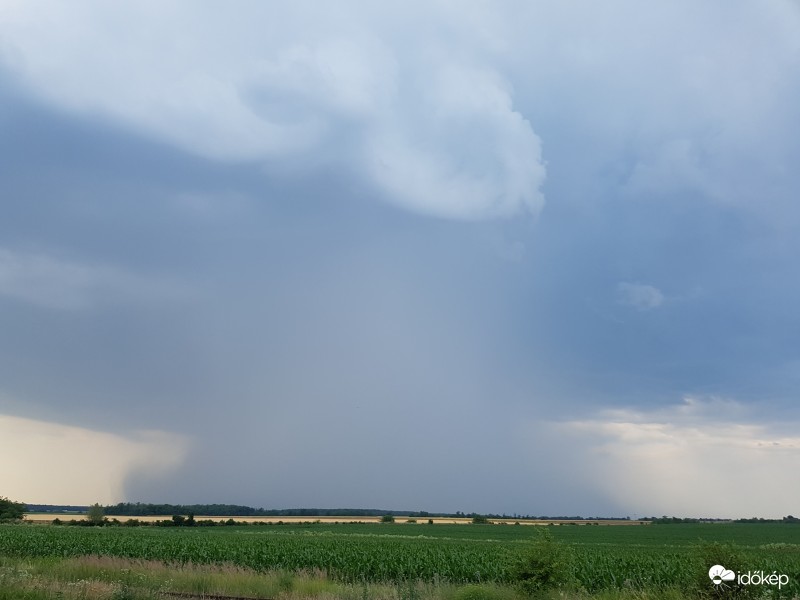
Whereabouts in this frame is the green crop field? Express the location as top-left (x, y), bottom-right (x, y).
top-left (1, 522), bottom-right (799, 598)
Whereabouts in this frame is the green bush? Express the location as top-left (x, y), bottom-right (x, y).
top-left (381, 514), bottom-right (395, 523)
top-left (508, 528), bottom-right (573, 596)
top-left (692, 542), bottom-right (755, 598)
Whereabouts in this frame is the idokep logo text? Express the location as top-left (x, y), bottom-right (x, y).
top-left (709, 564), bottom-right (790, 590)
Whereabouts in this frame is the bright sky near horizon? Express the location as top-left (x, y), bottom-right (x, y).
top-left (1, 0), bottom-right (800, 517)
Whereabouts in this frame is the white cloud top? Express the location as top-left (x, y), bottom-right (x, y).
top-left (3, 1), bottom-right (798, 218)
top-left (0, 1), bottom-right (546, 220)
top-left (617, 282), bottom-right (664, 311)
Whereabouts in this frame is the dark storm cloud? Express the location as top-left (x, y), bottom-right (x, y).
top-left (1, 1), bottom-right (800, 516)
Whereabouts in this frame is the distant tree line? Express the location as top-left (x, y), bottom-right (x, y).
top-left (101, 504), bottom-right (445, 517)
top-left (735, 515), bottom-right (799, 524)
top-left (95, 504), bottom-right (635, 520)
top-left (100, 504), bottom-right (540, 518)
top-left (105, 503), bottom-right (269, 516)
top-left (646, 515), bottom-right (800, 524)
top-left (53, 516), bottom-right (400, 528)
top-left (25, 504), bottom-right (88, 513)
top-left (37, 501), bottom-right (772, 522)
top-left (25, 502), bottom-right (800, 524)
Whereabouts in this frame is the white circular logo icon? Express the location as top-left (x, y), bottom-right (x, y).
top-left (709, 564), bottom-right (736, 585)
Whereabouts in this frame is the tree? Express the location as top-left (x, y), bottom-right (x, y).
top-left (0, 496), bottom-right (25, 521)
top-left (87, 503), bottom-right (105, 525)
top-left (380, 514), bottom-right (395, 523)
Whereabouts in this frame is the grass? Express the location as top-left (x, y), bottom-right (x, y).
top-left (0, 556), bottom-right (515, 600)
top-left (0, 555), bottom-right (706, 600)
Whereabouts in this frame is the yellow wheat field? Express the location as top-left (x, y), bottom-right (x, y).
top-left (24, 513), bottom-right (647, 525)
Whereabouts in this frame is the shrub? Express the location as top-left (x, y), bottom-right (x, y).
top-left (381, 514), bottom-right (395, 523)
top-left (197, 519), bottom-right (217, 527)
top-left (508, 528), bottom-right (573, 596)
top-left (692, 542), bottom-right (756, 598)
top-left (472, 516), bottom-right (489, 524)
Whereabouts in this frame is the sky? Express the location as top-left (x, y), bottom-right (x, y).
top-left (1, 0), bottom-right (800, 518)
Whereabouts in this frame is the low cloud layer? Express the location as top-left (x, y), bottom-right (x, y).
top-left (0, 412), bottom-right (188, 504)
top-left (0, 248), bottom-right (184, 310)
top-left (558, 398), bottom-right (800, 518)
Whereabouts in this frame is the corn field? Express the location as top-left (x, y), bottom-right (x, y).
top-left (1, 523), bottom-right (799, 596)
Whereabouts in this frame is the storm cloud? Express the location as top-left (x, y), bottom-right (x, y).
top-left (1, 0), bottom-right (799, 517)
